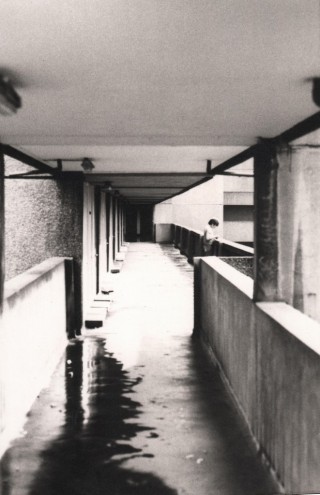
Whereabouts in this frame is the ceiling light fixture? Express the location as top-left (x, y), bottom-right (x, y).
top-left (312, 77), bottom-right (320, 107)
top-left (81, 157), bottom-right (95, 172)
top-left (0, 75), bottom-right (22, 116)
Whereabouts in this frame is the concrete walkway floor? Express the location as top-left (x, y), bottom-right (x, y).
top-left (0, 243), bottom-right (280, 495)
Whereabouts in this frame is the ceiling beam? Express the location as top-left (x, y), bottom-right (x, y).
top-left (155, 176), bottom-right (212, 204)
top-left (116, 186), bottom-right (183, 189)
top-left (208, 111), bottom-right (320, 175)
top-left (87, 172), bottom-right (210, 179)
top-left (2, 145), bottom-right (59, 175)
top-left (279, 111), bottom-right (320, 143)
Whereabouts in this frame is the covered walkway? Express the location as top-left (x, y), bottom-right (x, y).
top-left (0, 243), bottom-right (279, 495)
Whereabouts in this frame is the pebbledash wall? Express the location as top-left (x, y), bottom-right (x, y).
top-left (4, 157), bottom-right (84, 331)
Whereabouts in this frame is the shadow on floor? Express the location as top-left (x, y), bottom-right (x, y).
top-left (183, 337), bottom-right (281, 494)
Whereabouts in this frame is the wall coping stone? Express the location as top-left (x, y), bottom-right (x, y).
top-left (173, 224), bottom-right (203, 236)
top-left (199, 256), bottom-right (320, 357)
top-left (4, 257), bottom-right (67, 302)
top-left (200, 256), bottom-right (254, 298)
top-left (257, 302), bottom-right (320, 357)
top-left (173, 224), bottom-right (254, 254)
top-left (218, 237), bottom-right (254, 255)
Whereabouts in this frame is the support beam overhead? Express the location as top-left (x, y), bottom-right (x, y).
top-left (208, 111), bottom-right (320, 176)
top-left (3, 145), bottom-right (58, 175)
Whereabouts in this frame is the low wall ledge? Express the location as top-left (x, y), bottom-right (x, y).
top-left (173, 224), bottom-right (202, 236)
top-left (4, 257), bottom-right (67, 301)
top-left (201, 256), bottom-right (254, 298)
top-left (257, 302), bottom-right (320, 356)
top-left (219, 237), bottom-right (254, 255)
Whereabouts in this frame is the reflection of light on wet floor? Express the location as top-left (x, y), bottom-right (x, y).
top-left (80, 340), bottom-right (92, 426)
top-left (103, 329), bottom-right (142, 370)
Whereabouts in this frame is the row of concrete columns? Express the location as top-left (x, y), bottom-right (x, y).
top-left (82, 183), bottom-right (126, 315)
top-left (1, 135), bottom-right (320, 325)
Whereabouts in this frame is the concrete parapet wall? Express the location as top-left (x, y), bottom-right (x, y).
top-left (215, 238), bottom-right (254, 256)
top-left (219, 256), bottom-right (253, 278)
top-left (0, 258), bottom-right (68, 459)
top-left (180, 227), bottom-right (189, 255)
top-left (195, 257), bottom-right (320, 492)
top-left (172, 224), bottom-right (253, 264)
top-left (173, 225), bottom-right (181, 248)
top-left (154, 223), bottom-right (173, 243)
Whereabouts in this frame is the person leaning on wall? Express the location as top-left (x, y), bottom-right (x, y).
top-left (202, 218), bottom-right (220, 256)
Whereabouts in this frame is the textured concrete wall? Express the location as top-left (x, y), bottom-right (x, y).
top-left (153, 177), bottom-right (224, 235)
top-left (0, 258), bottom-right (68, 458)
top-left (219, 256), bottom-right (253, 277)
top-left (277, 145), bottom-right (320, 323)
top-left (197, 257), bottom-right (320, 492)
top-left (224, 205), bottom-right (254, 242)
top-left (4, 157), bottom-right (83, 330)
top-left (0, 148), bottom-right (4, 312)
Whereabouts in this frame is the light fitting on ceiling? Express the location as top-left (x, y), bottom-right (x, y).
top-left (0, 75), bottom-right (22, 116)
top-left (103, 182), bottom-right (112, 192)
top-left (312, 77), bottom-right (320, 107)
top-left (81, 157), bottom-right (95, 172)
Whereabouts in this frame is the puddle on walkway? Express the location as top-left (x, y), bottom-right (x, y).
top-left (0, 337), bottom-right (178, 495)
top-left (0, 244), bottom-right (279, 495)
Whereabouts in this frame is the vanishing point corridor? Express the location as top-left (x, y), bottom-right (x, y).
top-left (0, 244), bottom-right (279, 495)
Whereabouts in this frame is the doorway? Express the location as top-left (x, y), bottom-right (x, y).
top-left (125, 204), bottom-right (153, 242)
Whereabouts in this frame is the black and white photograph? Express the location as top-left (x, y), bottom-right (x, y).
top-left (0, 1), bottom-right (320, 494)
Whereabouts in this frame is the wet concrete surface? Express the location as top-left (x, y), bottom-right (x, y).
top-left (0, 243), bottom-right (280, 494)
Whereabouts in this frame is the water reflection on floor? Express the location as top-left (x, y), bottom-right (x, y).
top-left (1, 336), bottom-right (178, 494)
top-left (0, 243), bottom-right (279, 495)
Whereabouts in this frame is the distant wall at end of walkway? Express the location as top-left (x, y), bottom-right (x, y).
top-left (194, 256), bottom-right (320, 493)
top-left (153, 176), bottom-right (224, 234)
top-left (0, 258), bottom-right (69, 459)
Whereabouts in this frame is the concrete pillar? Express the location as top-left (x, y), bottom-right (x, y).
top-left (118, 201), bottom-right (122, 246)
top-left (0, 145), bottom-right (4, 313)
top-left (192, 257), bottom-right (202, 339)
top-left (253, 140), bottom-right (280, 302)
top-left (116, 198), bottom-right (121, 252)
top-left (114, 197), bottom-right (119, 255)
top-left (123, 203), bottom-right (127, 243)
top-left (108, 194), bottom-right (114, 269)
top-left (0, 146), bottom-right (4, 440)
top-left (99, 191), bottom-right (107, 287)
top-left (120, 201), bottom-right (125, 245)
top-left (83, 183), bottom-right (96, 313)
top-left (254, 135), bottom-right (320, 323)
top-left (278, 142), bottom-right (320, 322)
